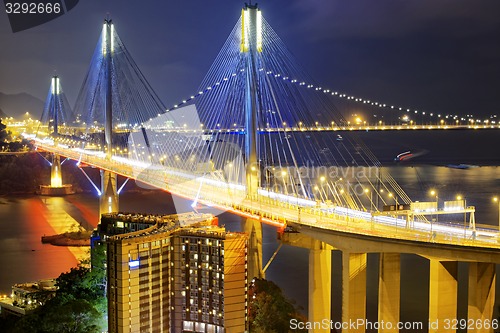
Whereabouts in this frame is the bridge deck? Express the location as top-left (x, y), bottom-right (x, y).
top-left (35, 142), bottom-right (500, 252)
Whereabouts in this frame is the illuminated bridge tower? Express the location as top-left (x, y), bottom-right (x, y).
top-left (241, 3), bottom-right (264, 280)
top-left (100, 18), bottom-right (119, 216)
top-left (50, 76), bottom-right (62, 188)
top-left (40, 76), bottom-right (73, 195)
top-left (74, 17), bottom-right (166, 218)
top-left (242, 3), bottom-right (261, 196)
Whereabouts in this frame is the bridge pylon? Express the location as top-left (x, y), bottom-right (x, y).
top-left (100, 169), bottom-right (119, 216)
top-left (243, 217), bottom-right (265, 279)
top-left (99, 18), bottom-right (119, 216)
top-left (50, 153), bottom-right (62, 187)
top-left (103, 18), bottom-right (114, 160)
top-left (242, 3), bottom-right (261, 196)
top-left (39, 76), bottom-right (73, 195)
top-left (40, 152), bottom-right (74, 195)
top-left (40, 75), bottom-right (71, 135)
top-left (50, 76), bottom-right (60, 135)
top-left (241, 4), bottom-right (265, 280)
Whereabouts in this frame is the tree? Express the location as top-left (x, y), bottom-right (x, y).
top-left (40, 298), bottom-right (101, 333)
top-left (0, 118), bottom-right (7, 139)
top-left (88, 243), bottom-right (108, 302)
top-left (0, 314), bottom-right (19, 332)
top-left (55, 247), bottom-right (107, 321)
top-left (14, 247), bottom-right (108, 332)
top-left (0, 118), bottom-right (10, 147)
top-left (248, 279), bottom-right (307, 333)
top-left (14, 296), bottom-right (101, 333)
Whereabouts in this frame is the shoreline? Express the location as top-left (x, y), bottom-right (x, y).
top-left (41, 231), bottom-right (92, 247)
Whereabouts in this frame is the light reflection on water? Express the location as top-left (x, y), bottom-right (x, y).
top-left (0, 197), bottom-right (87, 295)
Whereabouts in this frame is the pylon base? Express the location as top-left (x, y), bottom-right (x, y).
top-left (39, 184), bottom-right (74, 196)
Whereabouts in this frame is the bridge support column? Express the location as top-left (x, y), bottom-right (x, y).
top-left (100, 170), bottom-right (119, 217)
top-left (309, 240), bottom-right (332, 333)
top-left (342, 252), bottom-right (367, 333)
top-left (429, 260), bottom-right (457, 332)
top-left (243, 218), bottom-right (264, 279)
top-left (278, 232), bottom-right (333, 331)
top-left (50, 154), bottom-right (62, 187)
top-left (468, 262), bottom-right (495, 332)
top-left (378, 253), bottom-right (400, 332)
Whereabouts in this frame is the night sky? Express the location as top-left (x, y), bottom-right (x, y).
top-left (1, 0), bottom-right (499, 118)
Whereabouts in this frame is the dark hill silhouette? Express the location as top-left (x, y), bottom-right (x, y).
top-left (0, 92), bottom-right (44, 120)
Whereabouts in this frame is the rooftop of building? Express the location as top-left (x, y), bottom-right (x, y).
top-left (12, 279), bottom-right (57, 294)
top-left (107, 212), bottom-right (223, 243)
top-left (101, 211), bottom-right (215, 226)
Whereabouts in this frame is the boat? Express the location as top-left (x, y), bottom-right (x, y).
top-left (446, 164), bottom-right (479, 169)
top-left (394, 149), bottom-right (428, 162)
top-left (394, 151), bottom-right (413, 162)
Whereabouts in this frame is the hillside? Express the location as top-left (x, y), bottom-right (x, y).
top-left (0, 92), bottom-right (44, 120)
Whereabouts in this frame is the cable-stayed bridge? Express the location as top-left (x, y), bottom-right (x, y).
top-left (27, 5), bottom-right (500, 332)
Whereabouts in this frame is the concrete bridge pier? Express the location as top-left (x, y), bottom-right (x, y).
top-left (309, 240), bottom-right (332, 333)
top-left (278, 224), bottom-right (500, 333)
top-left (40, 153), bottom-right (74, 195)
top-left (243, 218), bottom-right (264, 280)
top-left (378, 253), bottom-right (401, 333)
top-left (50, 154), bottom-right (62, 187)
top-left (278, 232), bottom-right (332, 332)
top-left (100, 170), bottom-right (119, 216)
top-left (468, 262), bottom-right (495, 332)
top-left (427, 259), bottom-right (496, 333)
top-left (342, 252), bottom-right (367, 333)
top-left (428, 259), bottom-right (458, 333)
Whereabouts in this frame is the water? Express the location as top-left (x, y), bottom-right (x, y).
top-left (1, 165), bottom-right (499, 330)
top-left (356, 129), bottom-right (500, 165)
top-left (0, 196), bottom-right (88, 295)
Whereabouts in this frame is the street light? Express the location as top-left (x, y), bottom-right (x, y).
top-left (314, 185), bottom-right (320, 196)
top-left (281, 170), bottom-right (288, 195)
top-left (364, 188), bottom-right (373, 211)
top-left (388, 192), bottom-right (398, 207)
top-left (494, 197), bottom-right (500, 231)
top-left (429, 189), bottom-right (438, 222)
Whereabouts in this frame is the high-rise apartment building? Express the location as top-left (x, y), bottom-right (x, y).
top-left (106, 212), bottom-right (247, 333)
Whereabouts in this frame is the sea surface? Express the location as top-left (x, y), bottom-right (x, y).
top-left (1, 130), bottom-right (499, 332)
